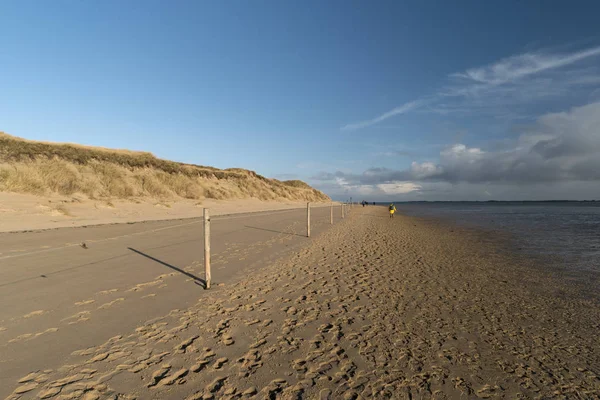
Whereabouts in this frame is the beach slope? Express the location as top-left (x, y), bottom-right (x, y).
top-left (4, 207), bottom-right (599, 399)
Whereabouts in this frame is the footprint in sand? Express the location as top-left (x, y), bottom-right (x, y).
top-left (155, 273), bottom-right (176, 280)
top-left (9, 333), bottom-right (34, 342)
top-left (35, 327), bottom-right (59, 338)
top-left (97, 289), bottom-right (118, 295)
top-left (61, 311), bottom-right (91, 325)
top-left (9, 328), bottom-right (58, 343)
top-left (98, 298), bottom-right (125, 310)
top-left (75, 299), bottom-right (95, 306)
top-left (23, 310), bottom-right (47, 319)
top-left (126, 280), bottom-right (162, 293)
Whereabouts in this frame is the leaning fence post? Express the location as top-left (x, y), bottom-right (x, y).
top-left (307, 202), bottom-right (311, 237)
top-left (330, 202), bottom-right (333, 224)
top-left (203, 208), bottom-right (211, 289)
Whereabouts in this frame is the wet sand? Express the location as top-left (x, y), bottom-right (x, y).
top-left (4, 207), bottom-right (599, 399)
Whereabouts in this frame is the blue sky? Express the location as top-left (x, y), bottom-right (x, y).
top-left (2, 1), bottom-right (600, 200)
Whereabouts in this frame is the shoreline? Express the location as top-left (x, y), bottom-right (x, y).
top-left (3, 207), bottom-right (599, 399)
top-left (395, 207), bottom-right (600, 305)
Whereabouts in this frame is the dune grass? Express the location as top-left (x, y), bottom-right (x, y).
top-left (0, 132), bottom-right (330, 202)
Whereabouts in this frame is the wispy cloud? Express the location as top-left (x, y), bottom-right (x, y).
top-left (341, 100), bottom-right (424, 131)
top-left (342, 45), bottom-right (600, 130)
top-left (452, 46), bottom-right (600, 85)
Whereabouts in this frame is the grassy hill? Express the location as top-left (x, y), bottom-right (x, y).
top-left (0, 132), bottom-right (329, 202)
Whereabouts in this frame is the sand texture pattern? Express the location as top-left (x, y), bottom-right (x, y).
top-left (4, 208), bottom-right (599, 399)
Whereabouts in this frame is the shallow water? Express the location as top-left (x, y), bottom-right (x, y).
top-left (394, 202), bottom-right (600, 275)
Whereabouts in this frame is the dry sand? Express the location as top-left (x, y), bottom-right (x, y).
top-left (3, 207), bottom-right (600, 399)
top-left (0, 192), bottom-right (333, 233)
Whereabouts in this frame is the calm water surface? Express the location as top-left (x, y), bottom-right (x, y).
top-left (394, 202), bottom-right (600, 278)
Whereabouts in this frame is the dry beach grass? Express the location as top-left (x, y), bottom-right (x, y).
top-left (0, 132), bottom-right (328, 203)
top-left (0, 132), bottom-right (330, 232)
top-left (4, 207), bottom-right (599, 399)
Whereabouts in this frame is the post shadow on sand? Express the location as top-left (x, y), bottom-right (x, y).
top-left (127, 247), bottom-right (206, 288)
top-left (244, 225), bottom-right (306, 237)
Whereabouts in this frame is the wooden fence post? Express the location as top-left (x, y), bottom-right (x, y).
top-left (330, 202), bottom-right (333, 224)
top-left (307, 202), bottom-right (311, 237)
top-left (341, 203), bottom-right (345, 219)
top-left (203, 208), bottom-right (211, 289)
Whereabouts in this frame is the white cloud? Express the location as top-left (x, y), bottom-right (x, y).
top-left (334, 177), bottom-right (349, 186)
top-left (439, 144), bottom-right (484, 164)
top-left (409, 161), bottom-right (442, 179)
top-left (315, 172), bottom-right (421, 198)
top-left (376, 182), bottom-right (421, 194)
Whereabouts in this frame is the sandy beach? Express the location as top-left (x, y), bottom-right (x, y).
top-left (0, 192), bottom-right (334, 233)
top-left (3, 207), bottom-right (599, 399)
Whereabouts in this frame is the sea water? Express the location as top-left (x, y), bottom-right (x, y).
top-left (395, 202), bottom-right (600, 291)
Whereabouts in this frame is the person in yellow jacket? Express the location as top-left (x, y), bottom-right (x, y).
top-left (389, 203), bottom-right (396, 219)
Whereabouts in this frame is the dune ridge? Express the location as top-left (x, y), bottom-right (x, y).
top-left (0, 132), bottom-right (329, 203)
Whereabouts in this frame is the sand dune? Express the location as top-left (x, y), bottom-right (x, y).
top-left (0, 132), bottom-right (328, 203)
top-left (0, 132), bottom-right (330, 232)
top-left (3, 208), bottom-right (599, 399)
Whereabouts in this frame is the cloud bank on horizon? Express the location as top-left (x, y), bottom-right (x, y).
top-left (313, 45), bottom-right (600, 201)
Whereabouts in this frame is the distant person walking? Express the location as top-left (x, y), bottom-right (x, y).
top-left (389, 203), bottom-right (396, 219)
